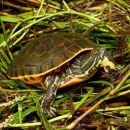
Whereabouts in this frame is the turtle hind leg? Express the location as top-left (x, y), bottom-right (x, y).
top-left (41, 75), bottom-right (60, 118)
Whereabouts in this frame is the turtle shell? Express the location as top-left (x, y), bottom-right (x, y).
top-left (7, 32), bottom-right (97, 80)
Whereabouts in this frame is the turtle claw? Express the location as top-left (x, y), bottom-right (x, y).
top-left (43, 107), bottom-right (56, 118)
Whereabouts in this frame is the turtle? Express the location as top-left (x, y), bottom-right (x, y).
top-left (7, 32), bottom-right (116, 118)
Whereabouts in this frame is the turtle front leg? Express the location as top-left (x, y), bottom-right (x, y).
top-left (41, 75), bottom-right (60, 118)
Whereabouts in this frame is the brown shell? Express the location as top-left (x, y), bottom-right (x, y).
top-left (7, 32), bottom-right (97, 79)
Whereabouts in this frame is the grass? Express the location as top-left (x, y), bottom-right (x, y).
top-left (0, 0), bottom-right (130, 129)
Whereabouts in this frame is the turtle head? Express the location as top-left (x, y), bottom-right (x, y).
top-left (100, 56), bottom-right (116, 72)
top-left (98, 47), bottom-right (116, 72)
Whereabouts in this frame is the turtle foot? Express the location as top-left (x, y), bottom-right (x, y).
top-left (42, 107), bottom-right (56, 118)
